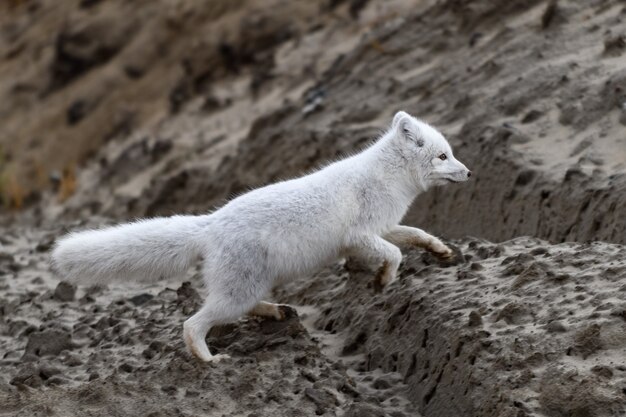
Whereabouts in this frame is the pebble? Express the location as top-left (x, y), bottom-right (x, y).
top-left (54, 281), bottom-right (76, 302)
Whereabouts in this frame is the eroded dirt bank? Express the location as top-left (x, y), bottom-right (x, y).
top-left (20, 0), bottom-right (624, 245)
top-left (278, 238), bottom-right (626, 416)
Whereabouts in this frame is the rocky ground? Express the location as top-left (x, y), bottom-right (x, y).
top-left (2, 228), bottom-right (626, 416)
top-left (1, 0), bottom-right (626, 416)
top-left (279, 238), bottom-right (626, 416)
top-left (0, 226), bottom-right (418, 417)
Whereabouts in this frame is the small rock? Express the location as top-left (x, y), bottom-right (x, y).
top-left (564, 167), bottom-right (585, 182)
top-left (530, 247), bottom-right (549, 256)
top-left (30, 277), bottom-right (45, 285)
top-left (39, 363), bottom-right (62, 379)
top-left (185, 389), bottom-right (199, 397)
top-left (372, 377), bottom-right (392, 390)
top-left (470, 262), bottom-right (484, 271)
top-left (46, 375), bottom-right (69, 386)
top-left (304, 387), bottom-right (337, 414)
top-left (161, 385), bottom-right (177, 395)
top-left (591, 365), bottom-right (613, 379)
top-left (20, 353), bottom-right (39, 363)
top-left (573, 324), bottom-right (602, 358)
top-left (457, 270), bottom-right (478, 280)
top-left (10, 364), bottom-right (42, 388)
top-left (142, 348), bottom-right (156, 360)
top-left (23, 329), bottom-right (73, 357)
top-left (62, 353), bottom-right (83, 367)
top-left (469, 32), bottom-right (483, 47)
top-left (294, 354), bottom-right (309, 365)
top-left (551, 273), bottom-right (570, 283)
top-left (129, 293), bottom-right (154, 306)
top-left (54, 281), bottom-right (76, 302)
top-left (35, 237), bottom-right (55, 252)
top-left (66, 99), bottom-right (89, 125)
top-left (119, 362), bottom-right (134, 373)
top-left (604, 34), bottom-right (626, 57)
top-left (158, 288), bottom-right (177, 302)
top-left (609, 307), bottom-right (626, 321)
top-left (545, 321), bottom-right (567, 333)
top-left (541, 0), bottom-right (559, 29)
top-left (521, 109), bottom-right (544, 124)
top-left (177, 282), bottom-right (201, 303)
top-left (468, 310), bottom-right (483, 327)
top-left (495, 302), bottom-right (529, 325)
top-left (0, 252), bottom-right (14, 264)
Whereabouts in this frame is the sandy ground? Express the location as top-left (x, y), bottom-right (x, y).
top-left (1, 0), bottom-right (626, 416)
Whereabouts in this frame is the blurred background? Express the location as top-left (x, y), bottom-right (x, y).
top-left (1, 0), bottom-right (625, 244)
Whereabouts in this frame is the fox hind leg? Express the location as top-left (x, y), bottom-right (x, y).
top-left (249, 301), bottom-right (298, 320)
top-left (183, 267), bottom-right (268, 361)
top-left (345, 235), bottom-right (402, 292)
top-left (183, 297), bottom-right (251, 362)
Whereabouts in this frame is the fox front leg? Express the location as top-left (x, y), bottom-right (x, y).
top-left (383, 225), bottom-right (453, 259)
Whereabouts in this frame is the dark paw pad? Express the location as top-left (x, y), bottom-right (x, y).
top-left (436, 250), bottom-right (455, 261)
top-left (423, 243), bottom-right (465, 267)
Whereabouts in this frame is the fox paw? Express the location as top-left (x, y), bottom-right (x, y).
top-left (277, 304), bottom-right (298, 320)
top-left (434, 246), bottom-right (455, 259)
top-left (373, 261), bottom-right (396, 293)
top-left (198, 353), bottom-right (230, 363)
top-left (429, 241), bottom-right (455, 259)
top-left (425, 242), bottom-right (465, 266)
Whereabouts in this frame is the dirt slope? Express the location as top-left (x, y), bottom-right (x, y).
top-left (114, 0), bottom-right (626, 244)
top-left (1, 0), bottom-right (626, 416)
top-left (278, 237), bottom-right (626, 416)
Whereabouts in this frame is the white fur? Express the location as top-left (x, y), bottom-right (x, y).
top-left (52, 111), bottom-right (470, 361)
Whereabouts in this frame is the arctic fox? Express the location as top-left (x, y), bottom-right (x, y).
top-left (52, 111), bottom-right (471, 362)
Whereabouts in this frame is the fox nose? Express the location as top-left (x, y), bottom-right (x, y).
top-left (467, 171), bottom-right (472, 178)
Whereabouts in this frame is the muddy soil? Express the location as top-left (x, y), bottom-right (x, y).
top-left (1, 0), bottom-right (626, 416)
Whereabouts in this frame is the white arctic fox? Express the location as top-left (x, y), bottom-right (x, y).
top-left (52, 111), bottom-right (471, 362)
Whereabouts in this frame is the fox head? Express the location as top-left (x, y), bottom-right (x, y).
top-left (390, 111), bottom-right (471, 190)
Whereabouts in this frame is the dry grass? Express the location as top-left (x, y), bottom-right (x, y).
top-left (58, 166), bottom-right (77, 203)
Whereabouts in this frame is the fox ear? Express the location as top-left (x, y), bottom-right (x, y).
top-left (393, 111), bottom-right (423, 147)
top-left (392, 111), bottom-right (410, 128)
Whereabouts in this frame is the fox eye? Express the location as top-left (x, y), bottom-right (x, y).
top-left (438, 153), bottom-right (447, 160)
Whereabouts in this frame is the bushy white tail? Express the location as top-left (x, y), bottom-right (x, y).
top-left (52, 215), bottom-right (207, 284)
